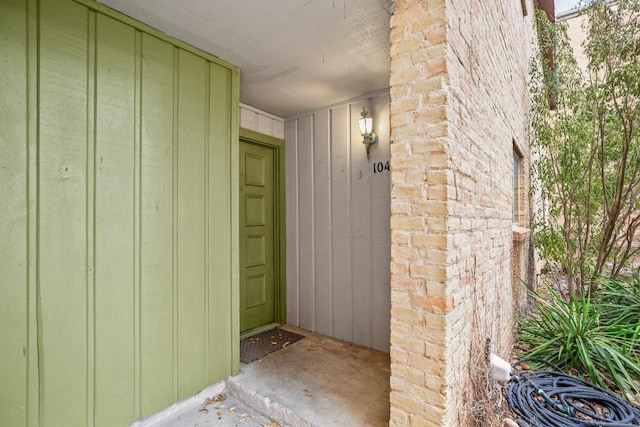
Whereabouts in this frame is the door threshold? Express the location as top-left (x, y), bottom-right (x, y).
top-left (240, 322), bottom-right (281, 340)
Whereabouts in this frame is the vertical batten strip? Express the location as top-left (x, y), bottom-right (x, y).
top-left (204, 63), bottom-right (211, 383)
top-left (368, 101), bottom-right (374, 347)
top-left (26, 0), bottom-right (39, 425)
top-left (294, 119), bottom-right (301, 325)
top-left (347, 105), bottom-right (353, 341)
top-left (327, 111), bottom-right (334, 336)
top-left (133, 29), bottom-right (142, 420)
top-left (310, 116), bottom-right (316, 331)
top-left (229, 68), bottom-right (240, 375)
top-left (284, 120), bottom-right (299, 327)
top-left (278, 138), bottom-right (287, 325)
top-left (171, 46), bottom-right (179, 402)
top-left (85, 9), bottom-right (97, 427)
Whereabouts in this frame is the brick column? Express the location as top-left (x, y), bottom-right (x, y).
top-left (389, 0), bottom-right (536, 424)
top-left (389, 0), bottom-right (451, 425)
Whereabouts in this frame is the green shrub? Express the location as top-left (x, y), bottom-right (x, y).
top-left (597, 274), bottom-right (640, 329)
top-left (517, 283), bottom-right (640, 400)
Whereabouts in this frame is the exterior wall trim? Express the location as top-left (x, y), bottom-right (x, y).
top-left (72, 0), bottom-right (237, 71)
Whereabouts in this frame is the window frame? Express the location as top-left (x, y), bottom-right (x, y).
top-left (512, 147), bottom-right (524, 227)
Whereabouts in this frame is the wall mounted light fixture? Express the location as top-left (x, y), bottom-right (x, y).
top-left (358, 107), bottom-right (377, 159)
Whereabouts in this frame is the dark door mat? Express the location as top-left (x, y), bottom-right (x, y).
top-left (240, 327), bottom-right (305, 364)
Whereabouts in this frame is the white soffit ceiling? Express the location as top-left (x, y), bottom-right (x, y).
top-left (98, 0), bottom-right (392, 118)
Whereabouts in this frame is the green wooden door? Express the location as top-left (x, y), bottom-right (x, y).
top-left (240, 141), bottom-right (276, 332)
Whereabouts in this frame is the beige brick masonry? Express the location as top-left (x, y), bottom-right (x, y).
top-left (389, 0), bottom-right (537, 425)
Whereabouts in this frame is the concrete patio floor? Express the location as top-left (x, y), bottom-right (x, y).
top-left (149, 326), bottom-right (390, 427)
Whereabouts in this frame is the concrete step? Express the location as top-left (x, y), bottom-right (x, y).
top-left (226, 326), bottom-right (390, 427)
top-left (226, 376), bottom-right (312, 427)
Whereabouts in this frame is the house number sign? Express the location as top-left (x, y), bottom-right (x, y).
top-left (372, 161), bottom-right (390, 174)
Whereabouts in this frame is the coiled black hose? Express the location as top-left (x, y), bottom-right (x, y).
top-left (505, 360), bottom-right (640, 426)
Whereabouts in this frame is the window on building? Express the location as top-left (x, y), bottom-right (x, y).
top-left (513, 149), bottom-right (524, 226)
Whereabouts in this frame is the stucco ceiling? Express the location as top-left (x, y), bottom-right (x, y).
top-left (98, 0), bottom-right (392, 118)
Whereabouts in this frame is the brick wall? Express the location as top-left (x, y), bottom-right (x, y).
top-left (388, 0), bottom-right (537, 425)
top-left (559, 10), bottom-right (590, 70)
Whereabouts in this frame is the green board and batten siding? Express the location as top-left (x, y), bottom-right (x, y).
top-left (0, 0), bottom-right (239, 425)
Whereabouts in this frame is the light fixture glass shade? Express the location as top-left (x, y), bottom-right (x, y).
top-left (358, 116), bottom-right (373, 136)
top-left (358, 107), bottom-right (377, 158)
